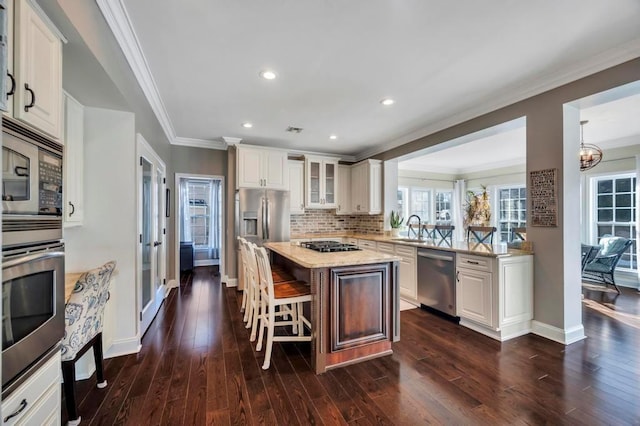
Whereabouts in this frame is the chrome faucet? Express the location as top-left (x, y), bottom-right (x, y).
top-left (406, 214), bottom-right (422, 239)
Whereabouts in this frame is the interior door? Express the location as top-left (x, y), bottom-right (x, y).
top-left (138, 138), bottom-right (166, 336)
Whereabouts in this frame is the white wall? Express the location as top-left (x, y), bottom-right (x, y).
top-left (64, 107), bottom-right (139, 357)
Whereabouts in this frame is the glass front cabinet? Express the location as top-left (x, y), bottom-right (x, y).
top-left (305, 156), bottom-right (338, 209)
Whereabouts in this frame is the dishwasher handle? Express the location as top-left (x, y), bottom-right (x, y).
top-left (417, 251), bottom-right (455, 262)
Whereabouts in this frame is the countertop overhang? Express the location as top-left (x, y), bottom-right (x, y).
top-left (264, 241), bottom-right (401, 268)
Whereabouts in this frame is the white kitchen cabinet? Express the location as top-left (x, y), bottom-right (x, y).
top-left (13, 0), bottom-right (63, 139)
top-left (305, 156), bottom-right (337, 209)
top-left (63, 92), bottom-right (84, 227)
top-left (237, 146), bottom-right (288, 190)
top-left (1, 350), bottom-right (61, 426)
top-left (395, 244), bottom-right (417, 302)
top-left (336, 164), bottom-right (352, 215)
top-left (3, 0), bottom-right (15, 117)
top-left (356, 239), bottom-right (377, 251)
top-left (288, 160), bottom-right (305, 214)
top-left (350, 159), bottom-right (382, 214)
top-left (456, 253), bottom-right (533, 341)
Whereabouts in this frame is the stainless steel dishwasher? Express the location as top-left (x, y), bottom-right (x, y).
top-left (417, 248), bottom-right (457, 317)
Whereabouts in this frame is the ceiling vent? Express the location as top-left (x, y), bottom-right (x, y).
top-left (286, 126), bottom-right (304, 133)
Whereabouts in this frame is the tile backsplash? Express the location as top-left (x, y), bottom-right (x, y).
top-left (290, 209), bottom-right (384, 236)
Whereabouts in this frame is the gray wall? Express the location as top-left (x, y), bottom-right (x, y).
top-left (375, 57), bottom-right (640, 338)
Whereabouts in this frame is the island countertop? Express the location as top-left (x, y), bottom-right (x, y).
top-left (264, 241), bottom-right (401, 268)
top-left (291, 233), bottom-right (533, 258)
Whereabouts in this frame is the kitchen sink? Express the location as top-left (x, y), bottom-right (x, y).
top-left (391, 238), bottom-right (426, 243)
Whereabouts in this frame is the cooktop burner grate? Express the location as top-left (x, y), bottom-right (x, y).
top-left (300, 240), bottom-right (362, 253)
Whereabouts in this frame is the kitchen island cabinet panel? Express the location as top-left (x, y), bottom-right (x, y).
top-left (331, 265), bottom-right (389, 352)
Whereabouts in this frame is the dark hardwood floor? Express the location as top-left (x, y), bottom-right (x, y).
top-left (62, 267), bottom-right (640, 425)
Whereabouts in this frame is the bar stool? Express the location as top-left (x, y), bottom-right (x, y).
top-left (422, 224), bottom-right (436, 239)
top-left (245, 242), bottom-right (297, 341)
top-left (254, 247), bottom-right (312, 370)
top-left (467, 226), bottom-right (496, 244)
top-left (435, 224), bottom-right (455, 241)
top-left (238, 237), bottom-right (249, 316)
top-left (61, 261), bottom-right (117, 426)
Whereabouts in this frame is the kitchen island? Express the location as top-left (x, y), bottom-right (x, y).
top-left (264, 242), bottom-right (401, 374)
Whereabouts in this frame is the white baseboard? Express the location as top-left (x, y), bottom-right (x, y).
top-left (104, 336), bottom-right (142, 359)
top-left (225, 278), bottom-right (237, 288)
top-left (531, 320), bottom-right (586, 345)
top-left (167, 279), bottom-right (178, 292)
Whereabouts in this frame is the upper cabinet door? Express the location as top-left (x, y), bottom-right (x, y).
top-left (2, 0), bottom-right (15, 117)
top-left (14, 0), bottom-right (62, 139)
top-left (237, 147), bottom-right (263, 188)
top-left (288, 160), bottom-right (305, 214)
top-left (262, 149), bottom-right (288, 190)
top-left (305, 156), bottom-right (338, 209)
top-left (237, 146), bottom-right (288, 189)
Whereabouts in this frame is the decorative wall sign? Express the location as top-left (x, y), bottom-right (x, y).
top-left (529, 168), bottom-right (557, 227)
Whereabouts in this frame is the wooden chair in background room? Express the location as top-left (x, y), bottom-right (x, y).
top-left (435, 224), bottom-right (455, 241)
top-left (512, 227), bottom-right (527, 242)
top-left (61, 261), bottom-right (117, 426)
top-left (422, 224), bottom-right (436, 239)
top-left (254, 247), bottom-right (312, 370)
top-left (467, 226), bottom-right (497, 244)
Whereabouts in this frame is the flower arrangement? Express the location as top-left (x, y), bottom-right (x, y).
top-left (464, 185), bottom-right (491, 227)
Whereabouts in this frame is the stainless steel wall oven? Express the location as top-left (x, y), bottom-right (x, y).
top-left (1, 117), bottom-right (64, 398)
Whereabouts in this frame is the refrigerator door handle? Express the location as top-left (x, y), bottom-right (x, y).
top-left (261, 197), bottom-right (267, 240)
top-left (265, 198), bottom-right (270, 240)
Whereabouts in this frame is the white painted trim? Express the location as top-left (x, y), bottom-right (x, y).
top-left (531, 320), bottom-right (586, 345)
top-left (104, 337), bottom-right (142, 359)
top-left (173, 136), bottom-right (227, 150)
top-left (225, 278), bottom-right (238, 288)
top-left (97, 0), bottom-right (176, 144)
top-left (356, 39), bottom-right (640, 162)
top-left (174, 173), bottom-right (226, 283)
top-left (167, 278), bottom-right (178, 291)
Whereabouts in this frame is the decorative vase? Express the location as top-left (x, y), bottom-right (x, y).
top-left (391, 228), bottom-right (400, 237)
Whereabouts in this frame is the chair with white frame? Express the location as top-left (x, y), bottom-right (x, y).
top-left (254, 246), bottom-right (312, 370)
top-left (244, 241), bottom-right (297, 341)
top-left (238, 237), bottom-right (250, 318)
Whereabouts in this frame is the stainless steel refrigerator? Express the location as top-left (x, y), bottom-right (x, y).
top-left (235, 188), bottom-right (290, 246)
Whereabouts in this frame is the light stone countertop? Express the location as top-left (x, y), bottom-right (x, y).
top-left (290, 233), bottom-right (533, 258)
top-left (264, 241), bottom-right (401, 269)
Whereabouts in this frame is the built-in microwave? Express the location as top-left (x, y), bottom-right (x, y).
top-left (2, 116), bottom-right (63, 246)
top-left (1, 240), bottom-right (65, 397)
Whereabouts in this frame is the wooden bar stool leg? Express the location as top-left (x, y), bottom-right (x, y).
top-left (297, 302), bottom-right (304, 337)
top-left (92, 333), bottom-right (107, 388)
top-left (262, 306), bottom-right (276, 370)
top-left (256, 298), bottom-right (267, 351)
top-left (62, 360), bottom-right (80, 425)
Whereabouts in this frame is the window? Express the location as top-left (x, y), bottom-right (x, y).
top-left (498, 186), bottom-right (526, 242)
top-left (593, 174), bottom-right (637, 271)
top-left (397, 188), bottom-right (408, 220)
top-left (435, 191), bottom-right (453, 223)
top-left (410, 189), bottom-right (431, 220)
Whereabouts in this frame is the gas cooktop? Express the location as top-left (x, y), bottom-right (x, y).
top-left (301, 240), bottom-right (362, 253)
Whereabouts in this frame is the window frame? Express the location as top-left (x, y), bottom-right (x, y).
top-left (589, 172), bottom-right (637, 272)
top-left (496, 184), bottom-right (527, 243)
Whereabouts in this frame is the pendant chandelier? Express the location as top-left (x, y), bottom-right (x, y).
top-left (579, 120), bottom-right (603, 172)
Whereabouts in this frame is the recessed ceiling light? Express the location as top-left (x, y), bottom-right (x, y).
top-left (242, 122), bottom-right (253, 128)
top-left (329, 135), bottom-right (338, 140)
top-left (380, 98), bottom-right (395, 106)
top-left (259, 70), bottom-right (277, 80)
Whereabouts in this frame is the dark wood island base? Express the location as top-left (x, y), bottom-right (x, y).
top-left (265, 242), bottom-right (400, 374)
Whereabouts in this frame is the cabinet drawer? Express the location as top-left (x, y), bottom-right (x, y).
top-left (357, 239), bottom-right (376, 250)
top-left (394, 244), bottom-right (416, 258)
top-left (458, 254), bottom-right (493, 272)
top-left (377, 242), bottom-right (394, 253)
top-left (3, 351), bottom-right (61, 426)
top-left (15, 385), bottom-right (59, 426)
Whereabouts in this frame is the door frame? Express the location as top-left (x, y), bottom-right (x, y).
top-left (174, 173), bottom-right (226, 285)
top-left (136, 134), bottom-right (167, 336)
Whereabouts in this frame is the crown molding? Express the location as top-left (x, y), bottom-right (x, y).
top-left (400, 156), bottom-right (526, 176)
top-left (173, 137), bottom-right (227, 150)
top-left (97, 0), bottom-right (175, 141)
top-left (355, 40), bottom-right (640, 162)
